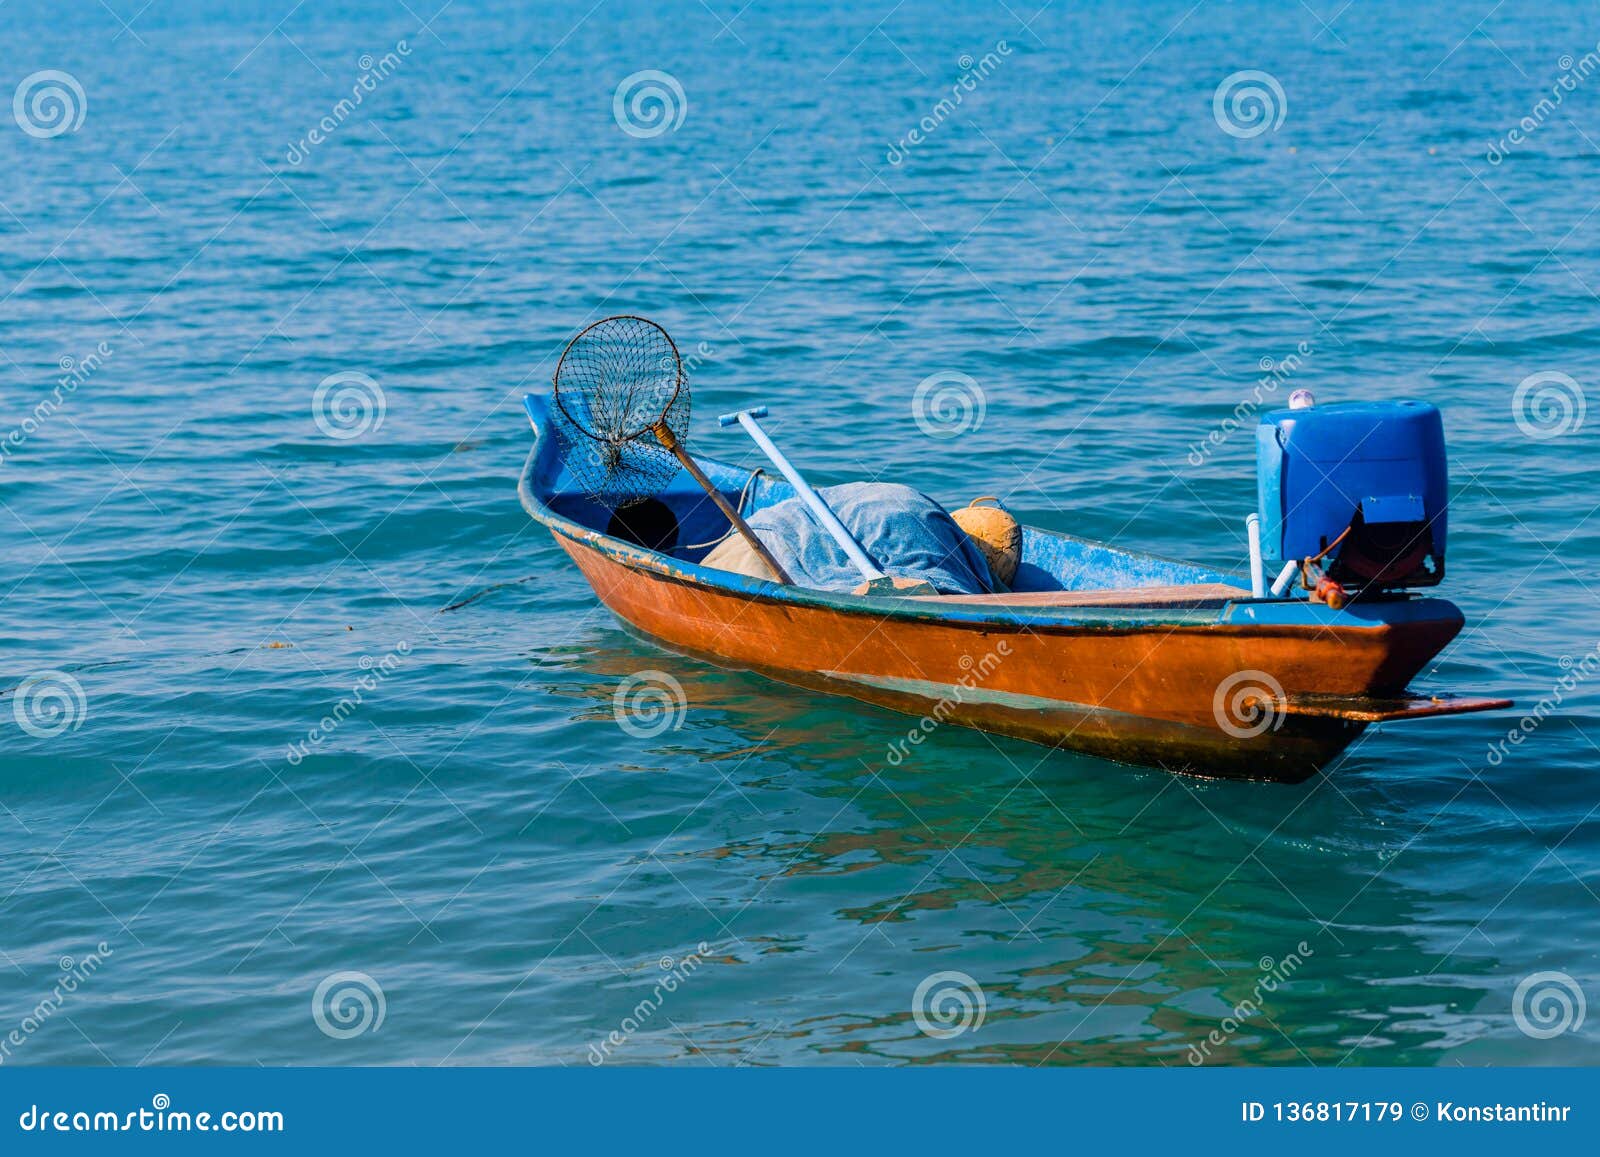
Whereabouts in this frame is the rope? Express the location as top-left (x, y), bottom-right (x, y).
top-left (682, 470), bottom-right (766, 552)
top-left (1308, 525), bottom-right (1352, 565)
top-left (1300, 524), bottom-right (1354, 593)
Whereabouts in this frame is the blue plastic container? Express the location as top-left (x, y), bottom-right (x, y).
top-left (1256, 400), bottom-right (1447, 588)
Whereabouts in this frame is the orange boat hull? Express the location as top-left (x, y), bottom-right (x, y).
top-left (558, 535), bottom-right (1466, 783)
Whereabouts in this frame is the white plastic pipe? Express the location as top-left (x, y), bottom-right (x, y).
top-left (1270, 560), bottom-right (1299, 598)
top-left (718, 406), bottom-right (886, 583)
top-left (1246, 513), bottom-right (1266, 598)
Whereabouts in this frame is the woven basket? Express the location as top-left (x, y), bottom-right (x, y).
top-left (951, 496), bottom-right (1021, 587)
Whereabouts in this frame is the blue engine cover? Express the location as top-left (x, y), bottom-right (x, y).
top-left (1256, 400), bottom-right (1447, 587)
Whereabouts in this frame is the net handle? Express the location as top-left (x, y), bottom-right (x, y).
top-left (652, 423), bottom-right (794, 585)
top-left (550, 315), bottom-right (789, 585)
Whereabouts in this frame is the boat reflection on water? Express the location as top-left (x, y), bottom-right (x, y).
top-left (543, 629), bottom-right (1515, 1067)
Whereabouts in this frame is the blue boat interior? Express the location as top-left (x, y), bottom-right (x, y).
top-left (523, 394), bottom-right (1239, 595)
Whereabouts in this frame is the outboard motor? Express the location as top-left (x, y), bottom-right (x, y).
top-left (1256, 398), bottom-right (1447, 593)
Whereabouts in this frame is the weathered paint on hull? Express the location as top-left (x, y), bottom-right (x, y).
top-left (557, 535), bottom-right (1463, 783)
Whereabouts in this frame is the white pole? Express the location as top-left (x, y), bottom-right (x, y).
top-left (1270, 560), bottom-right (1299, 597)
top-left (719, 407), bottom-right (886, 582)
top-left (1246, 513), bottom-right (1266, 598)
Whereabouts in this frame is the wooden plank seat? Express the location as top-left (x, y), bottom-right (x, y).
top-left (916, 582), bottom-right (1251, 608)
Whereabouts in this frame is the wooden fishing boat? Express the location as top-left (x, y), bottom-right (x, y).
top-left (518, 393), bottom-right (1507, 783)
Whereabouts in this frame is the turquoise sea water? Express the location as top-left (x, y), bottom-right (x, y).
top-left (1, 0), bottom-right (1597, 1066)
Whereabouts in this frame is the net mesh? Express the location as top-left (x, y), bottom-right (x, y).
top-left (551, 316), bottom-right (690, 509)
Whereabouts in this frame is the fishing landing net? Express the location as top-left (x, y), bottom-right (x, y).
top-left (551, 315), bottom-right (691, 510)
top-left (550, 315), bottom-right (794, 583)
